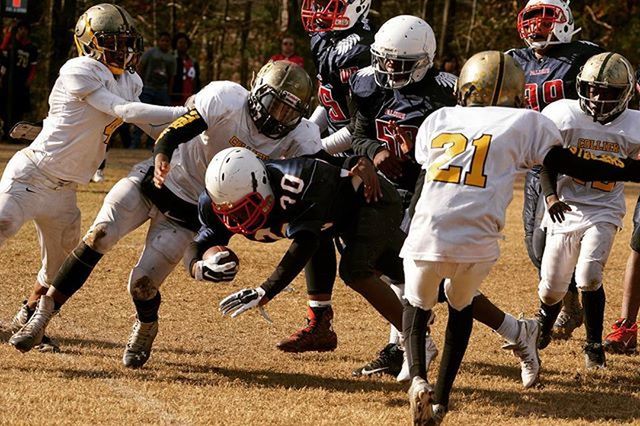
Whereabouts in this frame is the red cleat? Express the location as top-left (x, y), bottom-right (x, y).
top-left (276, 306), bottom-right (337, 353)
top-left (603, 318), bottom-right (637, 355)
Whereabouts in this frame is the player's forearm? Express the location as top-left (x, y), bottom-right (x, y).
top-left (113, 102), bottom-right (187, 125)
top-left (322, 126), bottom-right (352, 154)
top-left (351, 111), bottom-right (382, 160)
top-left (153, 109), bottom-right (208, 160)
top-left (309, 105), bottom-right (328, 133)
top-left (259, 232), bottom-right (320, 300)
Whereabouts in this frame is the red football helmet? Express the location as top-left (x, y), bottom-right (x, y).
top-left (517, 0), bottom-right (578, 49)
top-left (301, 0), bottom-right (371, 33)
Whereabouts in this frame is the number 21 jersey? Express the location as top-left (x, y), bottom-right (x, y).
top-left (401, 106), bottom-right (562, 263)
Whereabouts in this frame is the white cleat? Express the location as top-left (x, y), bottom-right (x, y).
top-left (509, 318), bottom-right (541, 388)
top-left (9, 295), bottom-right (56, 353)
top-left (122, 319), bottom-right (158, 369)
top-left (398, 334), bottom-right (439, 383)
top-left (408, 377), bottom-right (434, 425)
top-left (91, 169), bottom-right (105, 183)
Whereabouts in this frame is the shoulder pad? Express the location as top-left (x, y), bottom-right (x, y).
top-left (576, 40), bottom-right (600, 47)
top-left (194, 81), bottom-right (248, 122)
top-left (335, 33), bottom-right (362, 56)
top-left (434, 72), bottom-right (457, 89)
top-left (349, 66), bottom-right (377, 98)
top-left (59, 56), bottom-right (111, 98)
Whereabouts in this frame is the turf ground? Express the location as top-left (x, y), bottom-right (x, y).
top-left (0, 145), bottom-right (639, 425)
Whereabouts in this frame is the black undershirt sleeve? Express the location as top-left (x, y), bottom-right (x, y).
top-left (541, 146), bottom-right (640, 197)
top-left (351, 110), bottom-right (383, 161)
top-left (153, 108), bottom-right (208, 160)
top-left (259, 231), bottom-right (321, 300)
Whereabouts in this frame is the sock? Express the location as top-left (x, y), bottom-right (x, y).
top-left (539, 300), bottom-right (562, 335)
top-left (387, 282), bottom-right (404, 345)
top-left (308, 300), bottom-right (331, 308)
top-left (133, 292), bottom-right (161, 323)
top-left (495, 313), bottom-right (520, 344)
top-left (582, 286), bottom-right (605, 344)
top-left (51, 242), bottom-right (103, 306)
top-left (434, 303), bottom-right (473, 408)
top-left (389, 325), bottom-right (401, 345)
top-left (402, 301), bottom-right (430, 379)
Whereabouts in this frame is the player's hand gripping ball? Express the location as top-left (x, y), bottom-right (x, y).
top-left (194, 246), bottom-right (239, 282)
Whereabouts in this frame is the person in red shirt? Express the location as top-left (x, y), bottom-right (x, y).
top-left (270, 35), bottom-right (304, 67)
top-left (171, 32), bottom-right (201, 106)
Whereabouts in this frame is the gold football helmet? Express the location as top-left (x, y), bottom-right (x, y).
top-left (577, 52), bottom-right (635, 122)
top-left (456, 51), bottom-right (525, 108)
top-left (74, 3), bottom-right (143, 75)
top-left (248, 61), bottom-right (313, 139)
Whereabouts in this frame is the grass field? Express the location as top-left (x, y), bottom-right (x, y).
top-left (0, 145), bottom-right (639, 425)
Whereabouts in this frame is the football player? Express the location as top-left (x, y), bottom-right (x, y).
top-left (536, 52), bottom-right (639, 369)
top-left (603, 69), bottom-right (640, 354)
top-left (207, 147), bottom-right (407, 353)
top-left (3, 3), bottom-right (188, 350)
top-left (9, 61), bottom-right (322, 369)
top-left (402, 51), bottom-right (640, 425)
top-left (272, 0), bottom-right (375, 355)
top-left (349, 14), bottom-right (456, 378)
top-left (508, 0), bottom-right (604, 345)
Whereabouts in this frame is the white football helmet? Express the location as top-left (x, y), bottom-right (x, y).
top-left (517, 0), bottom-right (581, 49)
top-left (206, 148), bottom-right (274, 235)
top-left (370, 15), bottom-right (436, 89)
top-left (301, 0), bottom-right (371, 33)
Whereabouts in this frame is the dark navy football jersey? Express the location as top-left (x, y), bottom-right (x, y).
top-left (507, 40), bottom-right (603, 111)
top-left (350, 66), bottom-right (457, 190)
top-left (310, 21), bottom-right (374, 133)
top-left (196, 158), bottom-right (356, 245)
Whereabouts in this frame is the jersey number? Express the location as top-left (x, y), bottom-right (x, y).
top-left (375, 120), bottom-right (419, 158)
top-left (280, 174), bottom-right (305, 209)
top-left (103, 118), bottom-right (123, 145)
top-left (572, 178), bottom-right (615, 193)
top-left (428, 133), bottom-right (492, 188)
top-left (525, 80), bottom-right (565, 111)
top-left (318, 86), bottom-right (348, 123)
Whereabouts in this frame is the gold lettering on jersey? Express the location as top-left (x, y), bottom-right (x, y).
top-left (155, 109), bottom-right (202, 143)
top-left (577, 138), bottom-right (620, 154)
top-left (228, 136), bottom-right (269, 160)
top-left (568, 146), bottom-right (625, 168)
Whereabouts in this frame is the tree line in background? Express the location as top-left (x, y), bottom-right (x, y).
top-left (2, 0), bottom-right (640, 120)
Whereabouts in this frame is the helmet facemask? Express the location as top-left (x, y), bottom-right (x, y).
top-left (301, 0), bottom-right (370, 33)
top-left (578, 80), bottom-right (632, 123)
top-left (96, 31), bottom-right (144, 74)
top-left (249, 84), bottom-right (308, 139)
top-left (517, 1), bottom-right (579, 49)
top-left (371, 48), bottom-right (431, 89)
top-left (213, 191), bottom-right (274, 235)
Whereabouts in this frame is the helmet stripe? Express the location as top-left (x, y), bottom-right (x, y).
top-left (596, 52), bottom-right (616, 82)
top-left (112, 4), bottom-right (131, 30)
top-left (491, 52), bottom-right (505, 106)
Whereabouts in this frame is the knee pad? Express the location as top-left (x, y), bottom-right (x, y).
top-left (578, 280), bottom-right (602, 293)
top-left (443, 280), bottom-right (474, 312)
top-left (538, 287), bottom-right (565, 306)
top-left (83, 221), bottom-right (119, 254)
top-left (128, 267), bottom-right (159, 301)
top-left (575, 264), bottom-right (604, 293)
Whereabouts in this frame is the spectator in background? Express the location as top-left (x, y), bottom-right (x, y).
top-left (270, 35), bottom-right (304, 67)
top-left (171, 32), bottom-right (200, 106)
top-left (440, 54), bottom-right (460, 76)
top-left (0, 21), bottom-right (38, 141)
top-left (131, 31), bottom-right (176, 148)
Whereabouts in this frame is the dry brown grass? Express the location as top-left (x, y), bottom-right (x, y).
top-left (0, 145), bottom-right (639, 425)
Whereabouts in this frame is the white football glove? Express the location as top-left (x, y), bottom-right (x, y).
top-left (194, 251), bottom-right (238, 282)
top-left (219, 287), bottom-right (269, 320)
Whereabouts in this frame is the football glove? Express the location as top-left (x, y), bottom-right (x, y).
top-left (220, 287), bottom-right (268, 319)
top-left (194, 251), bottom-right (238, 282)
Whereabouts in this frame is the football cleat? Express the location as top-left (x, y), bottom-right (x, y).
top-left (534, 308), bottom-right (553, 350)
top-left (9, 300), bottom-right (32, 334)
top-left (603, 319), bottom-right (637, 355)
top-left (408, 376), bottom-right (435, 425)
top-left (9, 296), bottom-right (57, 352)
top-left (583, 342), bottom-right (606, 370)
top-left (503, 318), bottom-right (541, 388)
top-left (552, 291), bottom-right (583, 340)
top-left (91, 169), bottom-right (105, 183)
top-left (122, 319), bottom-right (158, 369)
top-left (431, 404), bottom-right (447, 425)
top-left (276, 306), bottom-right (337, 353)
top-left (397, 334), bottom-right (439, 383)
top-left (352, 343), bottom-right (404, 377)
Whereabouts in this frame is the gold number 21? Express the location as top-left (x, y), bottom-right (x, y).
top-left (428, 133), bottom-right (492, 188)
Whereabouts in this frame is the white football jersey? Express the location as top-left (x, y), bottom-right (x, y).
top-left (541, 99), bottom-right (640, 233)
top-left (401, 106), bottom-right (563, 263)
top-left (164, 81), bottom-right (322, 204)
top-left (29, 56), bottom-right (142, 183)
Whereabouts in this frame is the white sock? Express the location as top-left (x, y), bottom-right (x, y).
top-left (389, 325), bottom-right (401, 345)
top-left (309, 300), bottom-right (332, 308)
top-left (496, 314), bottom-right (520, 344)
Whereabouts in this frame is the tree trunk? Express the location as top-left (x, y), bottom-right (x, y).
top-left (239, 0), bottom-right (253, 88)
top-left (49, 0), bottom-right (77, 88)
top-left (214, 0), bottom-right (231, 81)
top-left (438, 0), bottom-right (456, 56)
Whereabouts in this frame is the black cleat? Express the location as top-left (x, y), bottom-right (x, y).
top-left (583, 342), bottom-right (606, 370)
top-left (352, 343), bottom-right (404, 377)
